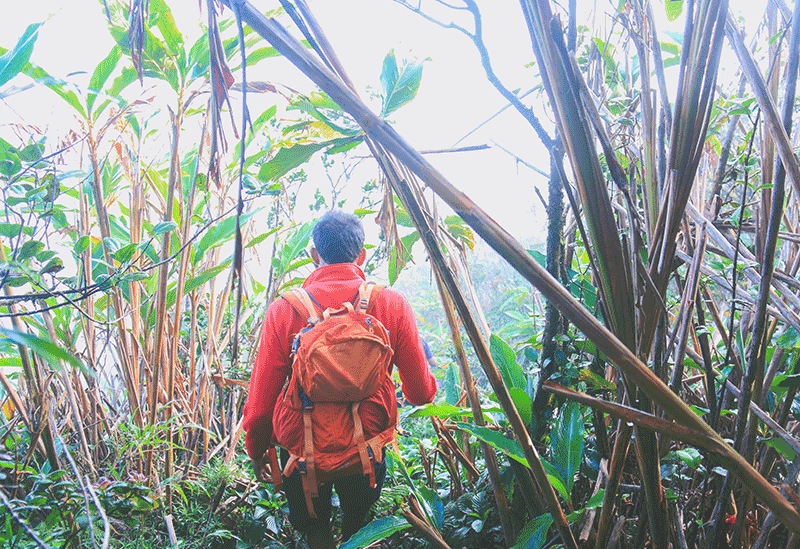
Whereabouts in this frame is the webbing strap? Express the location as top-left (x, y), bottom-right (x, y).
top-left (289, 288), bottom-right (320, 324)
top-left (351, 401), bottom-right (376, 489)
top-left (356, 281), bottom-right (375, 313)
top-left (268, 446), bottom-right (282, 489)
top-left (302, 409), bottom-right (318, 518)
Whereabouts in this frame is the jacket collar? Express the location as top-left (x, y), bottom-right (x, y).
top-left (302, 263), bottom-right (366, 287)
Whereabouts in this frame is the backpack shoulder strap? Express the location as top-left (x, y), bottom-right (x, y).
top-left (356, 281), bottom-right (385, 315)
top-left (281, 288), bottom-right (321, 324)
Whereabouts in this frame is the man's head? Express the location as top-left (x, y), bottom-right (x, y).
top-left (311, 210), bottom-right (366, 266)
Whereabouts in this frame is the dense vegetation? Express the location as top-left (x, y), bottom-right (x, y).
top-left (3, 0), bottom-right (800, 548)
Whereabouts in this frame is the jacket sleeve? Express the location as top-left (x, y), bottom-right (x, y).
top-left (376, 290), bottom-right (438, 406)
top-left (242, 299), bottom-right (295, 460)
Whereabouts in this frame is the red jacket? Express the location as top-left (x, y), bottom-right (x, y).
top-left (243, 263), bottom-right (437, 461)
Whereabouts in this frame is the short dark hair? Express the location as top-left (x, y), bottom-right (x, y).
top-left (312, 210), bottom-right (365, 264)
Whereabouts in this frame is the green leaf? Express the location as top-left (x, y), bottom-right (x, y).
top-left (388, 231), bottom-right (420, 285)
top-left (550, 402), bottom-right (584, 494)
top-left (114, 243), bottom-right (137, 264)
top-left (407, 403), bottom-right (473, 419)
top-left (454, 421), bottom-right (528, 467)
top-left (675, 447), bottom-right (702, 469)
top-left (585, 489), bottom-right (606, 510)
top-left (339, 516), bottom-right (411, 549)
top-left (665, 1), bottom-right (684, 22)
top-left (18, 143), bottom-right (44, 162)
top-left (151, 0), bottom-right (184, 55)
top-left (151, 221), bottom-right (178, 236)
top-left (579, 368), bottom-right (616, 391)
top-left (380, 50), bottom-right (427, 117)
top-left (245, 46), bottom-right (280, 66)
top-left (183, 262), bottom-right (231, 296)
top-left (276, 222), bottom-right (314, 275)
top-left (778, 327), bottom-right (800, 349)
top-left (489, 334), bottom-right (527, 391)
top-left (444, 362), bottom-right (461, 406)
top-left (73, 235), bottom-right (91, 254)
top-left (17, 240), bottom-right (44, 261)
top-left (244, 227), bottom-right (279, 250)
top-left (541, 460), bottom-right (570, 502)
top-left (121, 271), bottom-right (151, 283)
top-left (777, 374), bottom-right (800, 388)
top-left (0, 327), bottom-right (84, 373)
top-left (0, 22), bottom-right (43, 88)
top-left (0, 223), bottom-right (33, 238)
top-left (509, 387), bottom-right (533, 427)
top-left (765, 436), bottom-right (797, 461)
top-left (258, 142), bottom-right (327, 182)
top-left (512, 513), bottom-right (553, 549)
top-left (87, 46), bottom-right (122, 116)
top-left (0, 145), bottom-right (21, 177)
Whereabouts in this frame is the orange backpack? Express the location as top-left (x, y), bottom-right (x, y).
top-left (279, 281), bottom-right (394, 517)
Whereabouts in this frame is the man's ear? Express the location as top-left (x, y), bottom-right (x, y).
top-left (355, 248), bottom-right (366, 266)
top-left (311, 248), bottom-right (321, 267)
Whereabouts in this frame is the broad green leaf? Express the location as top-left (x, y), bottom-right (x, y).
top-left (388, 231), bottom-right (420, 285)
top-left (579, 368), bottom-right (616, 391)
top-left (339, 516), bottom-right (410, 549)
top-left (407, 403), bottom-right (472, 419)
top-left (18, 143), bottom-right (44, 162)
top-left (109, 66), bottom-right (138, 97)
top-left (151, 0), bottom-right (184, 55)
top-left (73, 235), bottom-right (91, 254)
top-left (777, 374), bottom-right (800, 388)
top-left (512, 513), bottom-right (553, 549)
top-left (195, 211), bottom-right (257, 262)
top-left (258, 142), bottom-right (327, 182)
top-left (274, 222), bottom-right (313, 280)
top-left (665, 1), bottom-right (684, 22)
top-left (87, 45), bottom-right (122, 116)
top-left (541, 460), bottom-right (570, 501)
top-left (0, 223), bottom-right (33, 238)
top-left (444, 362), bottom-right (461, 405)
top-left (289, 95), bottom-right (360, 137)
top-left (550, 402), bottom-right (584, 494)
top-left (121, 271), bottom-right (151, 283)
top-left (245, 46), bottom-right (280, 66)
top-left (380, 50), bottom-right (427, 117)
top-left (151, 221), bottom-right (178, 236)
top-left (778, 327), bottom-right (800, 349)
top-left (114, 243), bottom-right (138, 264)
top-left (489, 334), bottom-right (527, 391)
top-left (0, 144), bottom-right (21, 177)
top-left (419, 485), bottom-right (444, 528)
top-left (765, 436), bottom-right (797, 461)
top-left (586, 488), bottom-right (605, 509)
top-left (675, 447), bottom-right (702, 469)
top-left (17, 240), bottom-right (44, 261)
top-left (0, 22), bottom-right (43, 88)
top-left (0, 327), bottom-right (85, 373)
top-left (509, 387), bottom-right (533, 427)
top-left (244, 227), bottom-right (279, 250)
top-left (454, 421), bottom-right (528, 467)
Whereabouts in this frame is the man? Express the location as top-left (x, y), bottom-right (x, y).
top-left (243, 210), bottom-right (438, 548)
